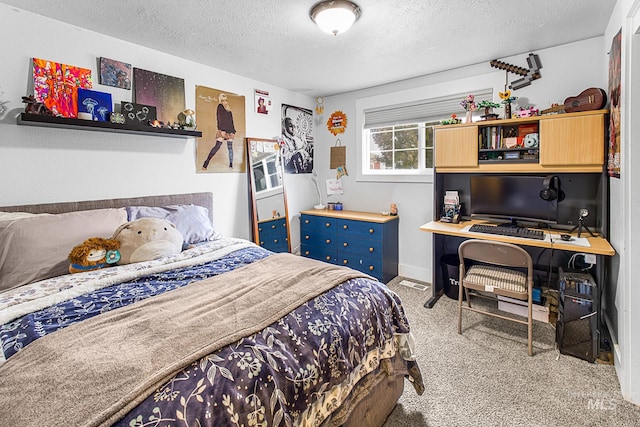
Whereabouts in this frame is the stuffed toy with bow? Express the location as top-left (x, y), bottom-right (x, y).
top-left (68, 237), bottom-right (121, 274)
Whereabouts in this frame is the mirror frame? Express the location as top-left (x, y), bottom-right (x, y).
top-left (246, 137), bottom-right (291, 252)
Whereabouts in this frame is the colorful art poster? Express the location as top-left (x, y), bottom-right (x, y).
top-left (99, 57), bottom-right (131, 90)
top-left (196, 85), bottom-right (246, 173)
top-left (607, 29), bottom-right (621, 179)
top-left (32, 58), bottom-right (92, 118)
top-left (77, 89), bottom-right (112, 121)
top-left (254, 89), bottom-right (271, 114)
top-left (133, 68), bottom-right (185, 125)
top-left (281, 104), bottom-right (313, 174)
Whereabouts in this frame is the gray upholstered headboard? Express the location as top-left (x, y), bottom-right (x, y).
top-left (0, 193), bottom-right (214, 221)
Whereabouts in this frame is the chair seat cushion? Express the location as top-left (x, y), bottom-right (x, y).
top-left (463, 264), bottom-right (527, 295)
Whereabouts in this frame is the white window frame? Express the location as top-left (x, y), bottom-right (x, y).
top-left (355, 87), bottom-right (493, 183)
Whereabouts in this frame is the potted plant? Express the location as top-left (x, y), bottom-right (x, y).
top-left (477, 100), bottom-right (501, 120)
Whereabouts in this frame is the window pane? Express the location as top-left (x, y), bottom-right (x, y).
top-left (395, 128), bottom-right (418, 150)
top-left (370, 151), bottom-right (392, 170)
top-left (394, 150), bottom-right (418, 169)
top-left (370, 131), bottom-right (392, 152)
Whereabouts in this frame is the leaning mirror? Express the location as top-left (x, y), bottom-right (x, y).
top-left (246, 137), bottom-right (290, 252)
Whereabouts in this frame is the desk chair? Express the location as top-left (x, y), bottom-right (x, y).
top-left (457, 239), bottom-right (534, 356)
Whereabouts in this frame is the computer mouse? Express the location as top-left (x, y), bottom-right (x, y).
top-left (560, 234), bottom-right (573, 241)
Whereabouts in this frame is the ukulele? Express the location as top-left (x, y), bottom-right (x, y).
top-left (541, 88), bottom-right (607, 114)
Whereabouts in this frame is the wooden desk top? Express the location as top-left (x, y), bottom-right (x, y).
top-left (300, 209), bottom-right (398, 223)
top-left (420, 219), bottom-right (615, 256)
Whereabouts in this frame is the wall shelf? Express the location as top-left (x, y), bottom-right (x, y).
top-left (17, 113), bottom-right (202, 139)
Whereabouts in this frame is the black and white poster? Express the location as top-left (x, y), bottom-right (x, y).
top-left (281, 104), bottom-right (313, 174)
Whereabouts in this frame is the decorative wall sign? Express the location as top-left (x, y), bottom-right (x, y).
top-left (133, 68), bottom-right (185, 125)
top-left (490, 53), bottom-right (542, 90)
top-left (327, 110), bottom-right (347, 136)
top-left (120, 101), bottom-right (157, 124)
top-left (32, 58), bottom-right (92, 118)
top-left (77, 89), bottom-right (112, 121)
top-left (99, 57), bottom-right (131, 90)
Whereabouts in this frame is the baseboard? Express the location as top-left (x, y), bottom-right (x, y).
top-left (398, 263), bottom-right (430, 283)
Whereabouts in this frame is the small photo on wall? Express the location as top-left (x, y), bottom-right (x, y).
top-left (99, 57), bottom-right (132, 90)
top-left (255, 89), bottom-right (271, 114)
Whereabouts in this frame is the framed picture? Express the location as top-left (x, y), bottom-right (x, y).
top-left (133, 68), bottom-right (185, 125)
top-left (32, 58), bottom-right (92, 118)
top-left (77, 89), bottom-right (112, 121)
top-left (281, 104), bottom-right (313, 174)
top-left (99, 57), bottom-right (132, 90)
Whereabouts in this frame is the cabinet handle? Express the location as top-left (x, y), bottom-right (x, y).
top-left (305, 250), bottom-right (310, 255)
top-left (305, 219), bottom-right (309, 224)
top-left (325, 239), bottom-right (331, 244)
top-left (260, 241), bottom-right (264, 245)
top-left (343, 225), bottom-right (348, 230)
top-left (343, 260), bottom-right (348, 265)
top-left (369, 228), bottom-right (374, 234)
top-left (305, 235), bottom-right (310, 240)
top-left (369, 266), bottom-right (374, 271)
top-left (272, 225), bottom-right (276, 229)
top-left (369, 247), bottom-right (374, 252)
top-left (325, 222), bottom-right (331, 228)
top-left (343, 242), bottom-right (348, 247)
top-left (258, 227), bottom-right (263, 232)
top-left (326, 256), bottom-right (331, 261)
top-left (273, 239), bottom-right (278, 243)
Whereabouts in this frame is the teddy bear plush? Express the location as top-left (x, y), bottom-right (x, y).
top-left (68, 237), bottom-right (121, 274)
top-left (112, 217), bottom-right (184, 265)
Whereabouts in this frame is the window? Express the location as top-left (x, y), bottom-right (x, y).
top-left (357, 89), bottom-right (493, 182)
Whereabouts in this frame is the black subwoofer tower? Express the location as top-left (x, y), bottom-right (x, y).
top-left (556, 268), bottom-right (599, 362)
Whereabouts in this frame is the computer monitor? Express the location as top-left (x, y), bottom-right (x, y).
top-left (469, 175), bottom-right (559, 226)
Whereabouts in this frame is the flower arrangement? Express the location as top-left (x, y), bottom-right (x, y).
top-left (440, 113), bottom-right (461, 125)
top-left (460, 94), bottom-right (477, 111)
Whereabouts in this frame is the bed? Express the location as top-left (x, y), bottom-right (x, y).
top-left (0, 192), bottom-right (424, 427)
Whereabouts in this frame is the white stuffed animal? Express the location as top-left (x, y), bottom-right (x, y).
top-left (112, 217), bottom-right (183, 265)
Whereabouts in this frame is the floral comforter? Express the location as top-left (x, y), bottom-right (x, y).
top-left (0, 238), bottom-right (423, 427)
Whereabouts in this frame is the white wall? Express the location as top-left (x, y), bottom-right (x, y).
top-left (0, 3), bottom-right (313, 241)
top-left (319, 38), bottom-right (606, 282)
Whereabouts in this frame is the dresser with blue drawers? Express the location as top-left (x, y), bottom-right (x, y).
top-left (300, 209), bottom-right (399, 283)
top-left (257, 217), bottom-right (289, 253)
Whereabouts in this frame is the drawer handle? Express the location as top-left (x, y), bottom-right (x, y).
top-left (272, 225), bottom-right (277, 229)
top-left (305, 235), bottom-right (310, 240)
top-left (325, 239), bottom-right (331, 244)
top-left (369, 247), bottom-right (374, 252)
top-left (369, 266), bottom-right (374, 271)
top-left (258, 227), bottom-right (263, 232)
top-left (343, 260), bottom-right (348, 265)
top-left (260, 241), bottom-right (264, 245)
top-left (369, 228), bottom-right (374, 234)
top-left (305, 219), bottom-right (309, 224)
top-left (304, 250), bottom-right (310, 255)
top-left (326, 256), bottom-right (331, 261)
top-left (343, 242), bottom-right (348, 247)
top-left (325, 222), bottom-right (331, 228)
top-left (273, 239), bottom-right (279, 243)
top-left (343, 225), bottom-right (348, 230)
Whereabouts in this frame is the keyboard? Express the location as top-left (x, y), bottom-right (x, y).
top-left (468, 224), bottom-right (545, 240)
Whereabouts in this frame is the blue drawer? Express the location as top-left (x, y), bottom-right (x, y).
top-left (336, 252), bottom-right (383, 280)
top-left (337, 219), bottom-right (383, 241)
top-left (301, 243), bottom-right (336, 263)
top-left (337, 238), bottom-right (382, 257)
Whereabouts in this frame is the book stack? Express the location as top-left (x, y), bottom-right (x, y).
top-left (478, 123), bottom-right (539, 150)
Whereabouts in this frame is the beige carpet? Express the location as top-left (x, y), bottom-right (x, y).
top-left (383, 277), bottom-right (640, 427)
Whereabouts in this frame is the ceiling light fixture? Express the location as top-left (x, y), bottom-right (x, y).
top-left (310, 0), bottom-right (361, 36)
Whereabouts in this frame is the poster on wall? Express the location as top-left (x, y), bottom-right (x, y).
top-left (254, 89), bottom-right (271, 114)
top-left (32, 58), bottom-right (93, 118)
top-left (607, 29), bottom-right (621, 179)
top-left (133, 68), bottom-right (185, 125)
top-left (281, 104), bottom-right (313, 174)
top-left (99, 57), bottom-right (132, 90)
top-left (196, 85), bottom-right (246, 173)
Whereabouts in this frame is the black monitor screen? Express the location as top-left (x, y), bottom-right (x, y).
top-left (470, 175), bottom-right (558, 225)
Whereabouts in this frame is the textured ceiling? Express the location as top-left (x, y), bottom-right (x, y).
top-left (2, 0), bottom-right (616, 97)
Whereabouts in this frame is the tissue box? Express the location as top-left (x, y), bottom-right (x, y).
top-left (498, 296), bottom-right (549, 323)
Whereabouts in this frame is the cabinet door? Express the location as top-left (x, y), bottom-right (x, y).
top-left (540, 115), bottom-right (604, 167)
top-left (434, 126), bottom-right (479, 168)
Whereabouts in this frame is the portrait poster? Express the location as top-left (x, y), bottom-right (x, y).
top-left (281, 104), bottom-right (313, 174)
top-left (133, 68), bottom-right (185, 125)
top-left (607, 29), bottom-right (621, 179)
top-left (196, 85), bottom-right (246, 173)
top-left (32, 57), bottom-right (92, 118)
top-left (99, 57), bottom-right (131, 90)
top-left (254, 89), bottom-right (271, 114)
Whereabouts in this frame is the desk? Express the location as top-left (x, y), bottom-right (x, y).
top-left (420, 219), bottom-right (615, 307)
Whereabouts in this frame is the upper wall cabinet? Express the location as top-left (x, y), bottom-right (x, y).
top-left (434, 110), bottom-right (607, 173)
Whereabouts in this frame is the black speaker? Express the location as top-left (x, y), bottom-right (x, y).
top-left (539, 175), bottom-right (565, 201)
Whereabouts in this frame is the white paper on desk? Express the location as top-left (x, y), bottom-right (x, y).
top-left (547, 234), bottom-right (591, 247)
top-left (326, 178), bottom-right (343, 195)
